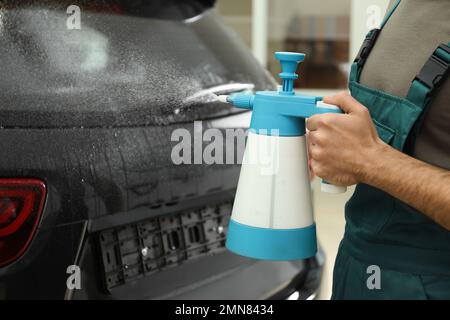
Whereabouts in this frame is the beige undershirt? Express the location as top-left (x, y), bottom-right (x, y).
top-left (360, 0), bottom-right (450, 170)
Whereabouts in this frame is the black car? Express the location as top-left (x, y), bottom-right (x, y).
top-left (0, 0), bottom-right (323, 300)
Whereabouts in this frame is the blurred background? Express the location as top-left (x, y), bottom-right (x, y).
top-left (215, 0), bottom-right (390, 300)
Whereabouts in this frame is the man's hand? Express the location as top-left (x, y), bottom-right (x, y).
top-left (307, 92), bottom-right (450, 231)
top-left (306, 92), bottom-right (385, 186)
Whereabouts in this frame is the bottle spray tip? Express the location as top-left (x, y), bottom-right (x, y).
top-left (216, 95), bottom-right (230, 104)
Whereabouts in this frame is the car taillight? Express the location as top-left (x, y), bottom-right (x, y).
top-left (0, 179), bottom-right (46, 267)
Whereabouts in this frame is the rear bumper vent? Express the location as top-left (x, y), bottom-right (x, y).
top-left (99, 202), bottom-right (231, 290)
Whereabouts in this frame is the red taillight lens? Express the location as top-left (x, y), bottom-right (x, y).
top-left (0, 179), bottom-right (46, 267)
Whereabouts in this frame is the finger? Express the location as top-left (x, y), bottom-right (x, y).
top-left (307, 113), bottom-right (340, 132)
top-left (306, 115), bottom-right (321, 131)
top-left (306, 131), bottom-right (315, 146)
top-left (309, 160), bottom-right (315, 181)
top-left (323, 91), bottom-right (362, 114)
top-left (308, 144), bottom-right (322, 161)
top-left (308, 131), bottom-right (323, 147)
top-left (310, 159), bottom-right (322, 178)
top-left (306, 133), bottom-right (314, 170)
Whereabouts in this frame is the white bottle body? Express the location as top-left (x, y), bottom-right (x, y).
top-left (231, 132), bottom-right (314, 229)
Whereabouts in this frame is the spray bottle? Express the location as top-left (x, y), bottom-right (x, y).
top-left (218, 52), bottom-right (346, 261)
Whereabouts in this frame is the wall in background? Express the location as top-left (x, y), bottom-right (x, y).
top-left (216, 0), bottom-right (390, 89)
top-left (216, 0), bottom-right (352, 45)
top-left (216, 0), bottom-right (253, 47)
top-left (268, 0), bottom-right (351, 41)
top-left (216, 0), bottom-right (351, 89)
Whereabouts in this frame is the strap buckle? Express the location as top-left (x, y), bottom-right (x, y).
top-left (354, 28), bottom-right (381, 69)
top-left (414, 44), bottom-right (450, 93)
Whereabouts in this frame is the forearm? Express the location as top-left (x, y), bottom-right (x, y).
top-left (361, 142), bottom-right (450, 230)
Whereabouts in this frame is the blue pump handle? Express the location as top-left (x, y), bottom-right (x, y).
top-left (227, 92), bottom-right (342, 118)
top-left (275, 52), bottom-right (305, 95)
top-left (224, 51), bottom-right (343, 136)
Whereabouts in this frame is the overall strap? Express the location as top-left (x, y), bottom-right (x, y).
top-left (406, 43), bottom-right (450, 108)
top-left (352, 0), bottom-right (402, 82)
top-left (380, 0), bottom-right (402, 29)
top-left (403, 43), bottom-right (450, 153)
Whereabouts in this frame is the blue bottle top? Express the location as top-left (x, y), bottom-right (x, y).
top-left (226, 52), bottom-right (342, 137)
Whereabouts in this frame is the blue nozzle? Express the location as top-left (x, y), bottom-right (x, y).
top-left (275, 52), bottom-right (305, 95)
top-left (227, 93), bottom-right (254, 110)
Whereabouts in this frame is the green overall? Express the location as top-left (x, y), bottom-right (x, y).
top-left (332, 0), bottom-right (450, 300)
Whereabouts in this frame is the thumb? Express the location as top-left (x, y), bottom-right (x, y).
top-left (323, 92), bottom-right (362, 114)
